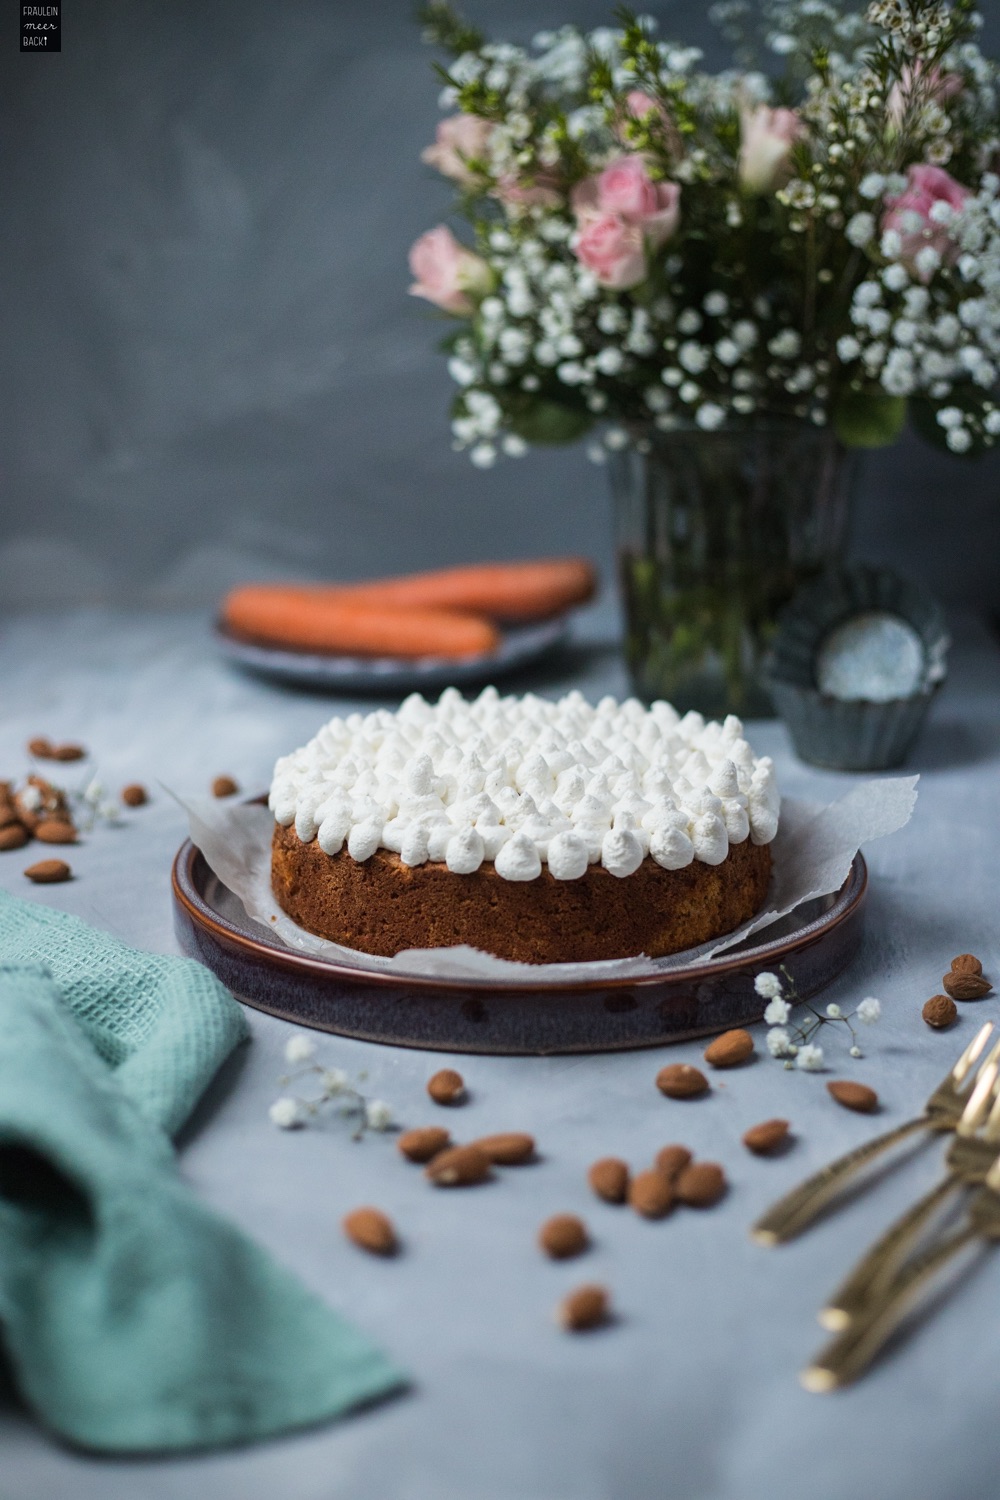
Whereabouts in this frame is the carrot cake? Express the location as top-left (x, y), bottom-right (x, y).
top-left (269, 687), bottom-right (778, 964)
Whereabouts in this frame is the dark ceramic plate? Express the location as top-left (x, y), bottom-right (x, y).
top-left (171, 838), bottom-right (868, 1055)
top-left (214, 617), bottom-right (569, 694)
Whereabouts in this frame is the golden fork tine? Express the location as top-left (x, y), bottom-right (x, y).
top-left (804, 1145), bottom-right (1000, 1391)
top-left (819, 1061), bottom-right (1000, 1329)
top-left (751, 1022), bottom-right (996, 1247)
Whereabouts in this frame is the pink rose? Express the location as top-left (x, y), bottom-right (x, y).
top-left (738, 105), bottom-right (806, 194)
top-left (882, 163), bottom-right (971, 281)
top-left (420, 114), bottom-right (494, 185)
top-left (408, 226), bottom-right (491, 315)
top-left (887, 63), bottom-right (962, 132)
top-left (571, 212), bottom-right (648, 290)
top-left (571, 155), bottom-right (681, 272)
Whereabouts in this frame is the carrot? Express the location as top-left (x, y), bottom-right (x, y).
top-left (223, 587), bottom-right (500, 660)
top-left (333, 557), bottom-right (596, 622)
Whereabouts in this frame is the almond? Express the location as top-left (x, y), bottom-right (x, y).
top-left (24, 859), bottom-right (72, 884)
top-left (557, 1284), bottom-right (608, 1332)
top-left (427, 1068), bottom-right (465, 1105)
top-left (342, 1206), bottom-right (397, 1256)
top-left (471, 1132), bottom-right (535, 1165)
top-left (742, 1118), bottom-right (790, 1155)
top-left (397, 1126), bottom-right (451, 1163)
top-left (424, 1144), bottom-right (491, 1187)
top-left (675, 1161), bottom-right (727, 1208)
top-left (922, 994), bottom-right (958, 1030)
top-left (211, 775), bottom-right (239, 798)
top-left (827, 1079), bottom-right (879, 1113)
top-left (655, 1063), bottom-right (709, 1099)
top-left (538, 1214), bottom-right (588, 1259)
top-left (121, 783), bottom-right (148, 807)
top-left (51, 743), bottom-right (86, 762)
top-left (34, 820), bottom-right (77, 845)
top-left (0, 824), bottom-right (29, 852)
top-left (950, 953), bottom-right (983, 976)
top-left (587, 1157), bottom-right (629, 1204)
top-left (943, 972), bottom-right (992, 1001)
top-left (27, 737), bottom-right (54, 758)
top-left (654, 1144), bottom-right (692, 1182)
top-left (0, 800), bottom-right (20, 829)
top-left (628, 1169), bottom-right (675, 1219)
top-left (703, 1028), bottom-right (755, 1069)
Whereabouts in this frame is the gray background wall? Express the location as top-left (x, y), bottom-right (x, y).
top-left (2, 0), bottom-right (998, 612)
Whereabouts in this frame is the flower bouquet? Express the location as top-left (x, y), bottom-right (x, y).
top-left (411, 1), bottom-right (1000, 711)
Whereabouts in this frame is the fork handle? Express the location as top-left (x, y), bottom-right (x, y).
top-left (751, 1115), bottom-right (929, 1246)
top-left (802, 1223), bottom-right (979, 1390)
top-left (819, 1174), bottom-right (961, 1328)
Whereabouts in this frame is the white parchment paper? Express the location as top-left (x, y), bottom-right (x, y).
top-left (183, 777), bottom-right (917, 986)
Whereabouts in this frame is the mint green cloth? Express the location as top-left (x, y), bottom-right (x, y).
top-left (0, 893), bottom-right (406, 1453)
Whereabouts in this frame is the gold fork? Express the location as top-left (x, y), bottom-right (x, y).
top-left (752, 1022), bottom-right (997, 1246)
top-left (819, 1060), bottom-right (1000, 1329)
top-left (803, 1144), bottom-right (1000, 1391)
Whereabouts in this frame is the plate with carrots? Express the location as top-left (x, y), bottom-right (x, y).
top-left (217, 557), bottom-right (596, 693)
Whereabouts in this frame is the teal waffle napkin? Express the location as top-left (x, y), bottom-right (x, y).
top-left (0, 892), bottom-right (406, 1453)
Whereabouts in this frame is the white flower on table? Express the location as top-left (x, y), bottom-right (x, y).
top-left (365, 1099), bottom-right (393, 1132)
top-left (796, 1044), bottom-right (825, 1072)
top-left (764, 997), bottom-right (791, 1026)
top-left (269, 1097), bottom-right (304, 1130)
top-left (284, 1033), bottom-right (317, 1066)
top-left (766, 1027), bottom-right (795, 1058)
top-left (754, 971), bottom-right (783, 1000)
top-left (857, 997), bottom-right (882, 1025)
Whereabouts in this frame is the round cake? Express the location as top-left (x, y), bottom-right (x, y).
top-left (268, 687), bottom-right (778, 964)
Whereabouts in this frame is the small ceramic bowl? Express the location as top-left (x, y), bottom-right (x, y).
top-left (768, 566), bottom-right (949, 771)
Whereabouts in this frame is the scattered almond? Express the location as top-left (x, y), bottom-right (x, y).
top-left (557, 1284), bottom-right (608, 1332)
top-left (397, 1126), bottom-right (451, 1163)
top-left (922, 993), bottom-right (958, 1030)
top-left (27, 737), bottom-right (54, 758)
top-left (51, 743), bottom-right (86, 762)
top-left (675, 1161), bottom-right (727, 1208)
top-left (703, 1028), bottom-right (755, 1069)
top-left (654, 1144), bottom-right (692, 1182)
top-left (24, 859), bottom-right (72, 884)
top-left (656, 1063), bottom-right (709, 1099)
top-left (0, 824), bottom-right (29, 852)
top-left (427, 1068), bottom-right (465, 1105)
top-left (950, 953), bottom-right (983, 976)
top-left (34, 820), bottom-right (77, 845)
top-left (827, 1079), bottom-right (879, 1113)
top-left (211, 775), bottom-right (240, 798)
top-left (587, 1157), bottom-right (629, 1204)
top-left (742, 1118), bottom-right (790, 1155)
top-left (538, 1214), bottom-right (589, 1259)
top-left (424, 1144), bottom-right (491, 1187)
top-left (943, 972), bottom-right (992, 1001)
top-left (121, 783), bottom-right (148, 807)
top-left (342, 1206), bottom-right (397, 1256)
top-left (471, 1132), bottom-right (535, 1165)
top-left (628, 1169), bottom-right (675, 1219)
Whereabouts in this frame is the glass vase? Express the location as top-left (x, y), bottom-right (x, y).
top-left (610, 421), bottom-right (856, 718)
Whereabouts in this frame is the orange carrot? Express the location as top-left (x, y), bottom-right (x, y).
top-left (333, 557), bottom-right (597, 621)
top-left (223, 588), bottom-right (500, 660)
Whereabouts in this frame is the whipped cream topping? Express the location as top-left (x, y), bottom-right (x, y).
top-left (269, 687), bottom-right (779, 882)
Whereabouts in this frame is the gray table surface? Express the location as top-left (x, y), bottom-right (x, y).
top-left (1, 602), bottom-right (999, 1500)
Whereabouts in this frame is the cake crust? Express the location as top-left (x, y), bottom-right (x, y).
top-left (271, 823), bottom-right (772, 964)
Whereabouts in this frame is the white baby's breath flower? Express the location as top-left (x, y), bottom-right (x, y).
top-left (754, 971), bottom-right (783, 999)
top-left (321, 1067), bottom-right (349, 1094)
top-left (365, 1099), bottom-right (393, 1132)
top-left (269, 1097), bottom-right (304, 1129)
top-left (764, 997), bottom-right (791, 1025)
top-left (469, 442), bottom-right (497, 468)
top-left (767, 1027), bottom-right (794, 1057)
top-left (859, 172), bottom-right (887, 200)
top-left (825, 1003), bottom-right (842, 1019)
top-left (849, 1045), bottom-right (862, 1058)
top-left (947, 428), bottom-right (973, 452)
top-left (846, 211), bottom-right (876, 247)
top-left (882, 264), bottom-right (909, 292)
top-left (837, 335), bottom-right (861, 362)
top-left (284, 1033), bottom-right (317, 1065)
top-left (857, 997), bottom-right (881, 1024)
top-left (695, 402), bottom-right (726, 430)
top-left (796, 1044), bottom-right (825, 1072)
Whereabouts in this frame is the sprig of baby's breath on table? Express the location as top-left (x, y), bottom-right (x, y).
top-left (269, 1034), bottom-right (396, 1138)
top-left (755, 967), bottom-right (881, 1071)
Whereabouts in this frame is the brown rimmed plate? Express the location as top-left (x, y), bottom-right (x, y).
top-left (171, 836), bottom-right (868, 1055)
